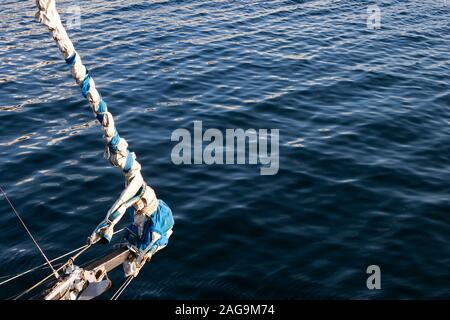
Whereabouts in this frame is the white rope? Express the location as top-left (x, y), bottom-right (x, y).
top-left (0, 186), bottom-right (59, 280)
top-left (0, 228), bottom-right (125, 288)
top-left (11, 243), bottom-right (94, 300)
top-left (110, 242), bottom-right (157, 300)
top-left (110, 276), bottom-right (134, 300)
top-left (0, 244), bottom-right (87, 287)
top-left (12, 261), bottom-right (69, 300)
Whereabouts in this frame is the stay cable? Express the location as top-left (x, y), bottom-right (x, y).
top-left (0, 186), bottom-right (59, 280)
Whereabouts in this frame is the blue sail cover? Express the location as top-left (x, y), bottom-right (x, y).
top-left (125, 200), bottom-right (174, 252)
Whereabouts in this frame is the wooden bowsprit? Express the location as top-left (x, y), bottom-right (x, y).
top-left (29, 231), bottom-right (168, 300)
top-left (37, 246), bottom-right (131, 300)
top-left (0, 226), bottom-right (155, 300)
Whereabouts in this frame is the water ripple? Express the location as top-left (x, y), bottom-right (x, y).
top-left (0, 0), bottom-right (449, 299)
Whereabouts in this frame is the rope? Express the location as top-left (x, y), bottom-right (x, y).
top-left (12, 261), bottom-right (69, 300)
top-left (110, 243), bottom-right (157, 300)
top-left (2, 228), bottom-right (126, 293)
top-left (0, 186), bottom-right (59, 280)
top-left (0, 226), bottom-right (125, 289)
top-left (0, 262), bottom-right (65, 281)
top-left (70, 244), bottom-right (92, 262)
top-left (7, 227), bottom-right (127, 299)
top-left (114, 227), bottom-right (125, 235)
top-left (0, 244), bottom-right (88, 287)
top-left (11, 244), bottom-right (91, 300)
top-left (110, 276), bottom-right (134, 300)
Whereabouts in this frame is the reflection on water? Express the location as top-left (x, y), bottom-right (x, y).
top-left (0, 0), bottom-right (449, 299)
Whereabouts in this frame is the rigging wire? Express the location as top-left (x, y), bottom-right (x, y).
top-left (0, 244), bottom-right (87, 286)
top-left (0, 228), bottom-right (125, 287)
top-left (6, 228), bottom-right (126, 299)
top-left (110, 245), bottom-right (157, 300)
top-left (12, 243), bottom-right (92, 300)
top-left (0, 186), bottom-right (59, 280)
top-left (11, 262), bottom-right (67, 300)
top-left (110, 275), bottom-right (134, 300)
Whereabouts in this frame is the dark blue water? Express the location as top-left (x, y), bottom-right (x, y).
top-left (0, 0), bottom-right (449, 299)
